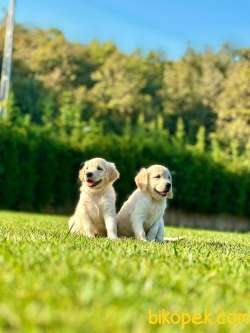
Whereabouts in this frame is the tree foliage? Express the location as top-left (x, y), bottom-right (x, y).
top-left (0, 23), bottom-right (249, 216)
top-left (0, 23), bottom-right (249, 149)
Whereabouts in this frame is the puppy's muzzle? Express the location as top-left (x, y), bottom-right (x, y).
top-left (154, 182), bottom-right (171, 197)
top-left (86, 172), bottom-right (93, 178)
top-left (85, 172), bottom-right (102, 187)
top-left (165, 183), bottom-right (171, 192)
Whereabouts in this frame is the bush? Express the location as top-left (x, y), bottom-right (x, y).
top-left (0, 123), bottom-right (249, 217)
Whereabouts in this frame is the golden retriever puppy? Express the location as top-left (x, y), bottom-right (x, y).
top-left (118, 164), bottom-right (181, 242)
top-left (69, 157), bottom-right (120, 239)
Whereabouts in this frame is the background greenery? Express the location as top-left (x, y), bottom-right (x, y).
top-left (0, 24), bottom-right (249, 218)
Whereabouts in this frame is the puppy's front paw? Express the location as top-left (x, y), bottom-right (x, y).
top-left (108, 233), bottom-right (118, 240)
top-left (137, 234), bottom-right (147, 241)
top-left (137, 236), bottom-right (147, 241)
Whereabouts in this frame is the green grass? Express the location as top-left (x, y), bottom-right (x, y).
top-left (0, 211), bottom-right (249, 333)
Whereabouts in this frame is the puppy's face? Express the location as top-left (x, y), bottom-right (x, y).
top-left (135, 165), bottom-right (173, 200)
top-left (79, 158), bottom-right (119, 191)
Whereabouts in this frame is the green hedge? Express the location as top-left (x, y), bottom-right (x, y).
top-left (0, 125), bottom-right (80, 212)
top-left (0, 124), bottom-right (250, 217)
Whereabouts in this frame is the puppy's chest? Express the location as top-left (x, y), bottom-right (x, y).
top-left (83, 196), bottom-right (104, 222)
top-left (144, 202), bottom-right (165, 228)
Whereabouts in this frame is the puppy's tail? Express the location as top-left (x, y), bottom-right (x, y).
top-left (164, 236), bottom-right (185, 242)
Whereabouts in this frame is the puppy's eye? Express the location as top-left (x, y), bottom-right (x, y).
top-left (154, 175), bottom-right (161, 179)
top-left (97, 166), bottom-right (103, 171)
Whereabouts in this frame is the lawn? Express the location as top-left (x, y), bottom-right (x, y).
top-left (0, 211), bottom-right (249, 333)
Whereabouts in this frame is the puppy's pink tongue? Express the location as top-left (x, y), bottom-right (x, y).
top-left (87, 179), bottom-right (94, 185)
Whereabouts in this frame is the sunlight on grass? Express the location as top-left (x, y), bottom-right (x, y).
top-left (0, 211), bottom-right (249, 333)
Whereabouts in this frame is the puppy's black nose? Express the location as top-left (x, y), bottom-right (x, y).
top-left (165, 183), bottom-right (171, 191)
top-left (86, 172), bottom-right (93, 178)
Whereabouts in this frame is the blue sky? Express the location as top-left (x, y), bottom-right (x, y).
top-left (1, 0), bottom-right (250, 58)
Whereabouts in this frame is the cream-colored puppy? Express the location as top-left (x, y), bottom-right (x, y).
top-left (118, 165), bottom-right (180, 242)
top-left (69, 157), bottom-right (119, 239)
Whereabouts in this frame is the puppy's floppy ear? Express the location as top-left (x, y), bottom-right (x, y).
top-left (135, 168), bottom-right (148, 191)
top-left (79, 162), bottom-right (85, 182)
top-left (107, 162), bottom-right (120, 183)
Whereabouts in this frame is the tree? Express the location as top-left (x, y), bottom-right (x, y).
top-left (56, 88), bottom-right (88, 143)
top-left (89, 52), bottom-right (152, 130)
top-left (216, 59), bottom-right (250, 149)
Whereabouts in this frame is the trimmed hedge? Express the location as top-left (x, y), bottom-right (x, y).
top-left (0, 125), bottom-right (80, 212)
top-left (0, 124), bottom-right (250, 217)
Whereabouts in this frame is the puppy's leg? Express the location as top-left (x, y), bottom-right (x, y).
top-left (70, 212), bottom-right (95, 237)
top-left (155, 221), bottom-right (184, 242)
top-left (155, 220), bottom-right (165, 242)
top-left (104, 215), bottom-right (118, 239)
top-left (68, 216), bottom-right (84, 234)
top-left (82, 213), bottom-right (96, 237)
top-left (132, 220), bottom-right (147, 241)
top-left (146, 221), bottom-right (160, 241)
